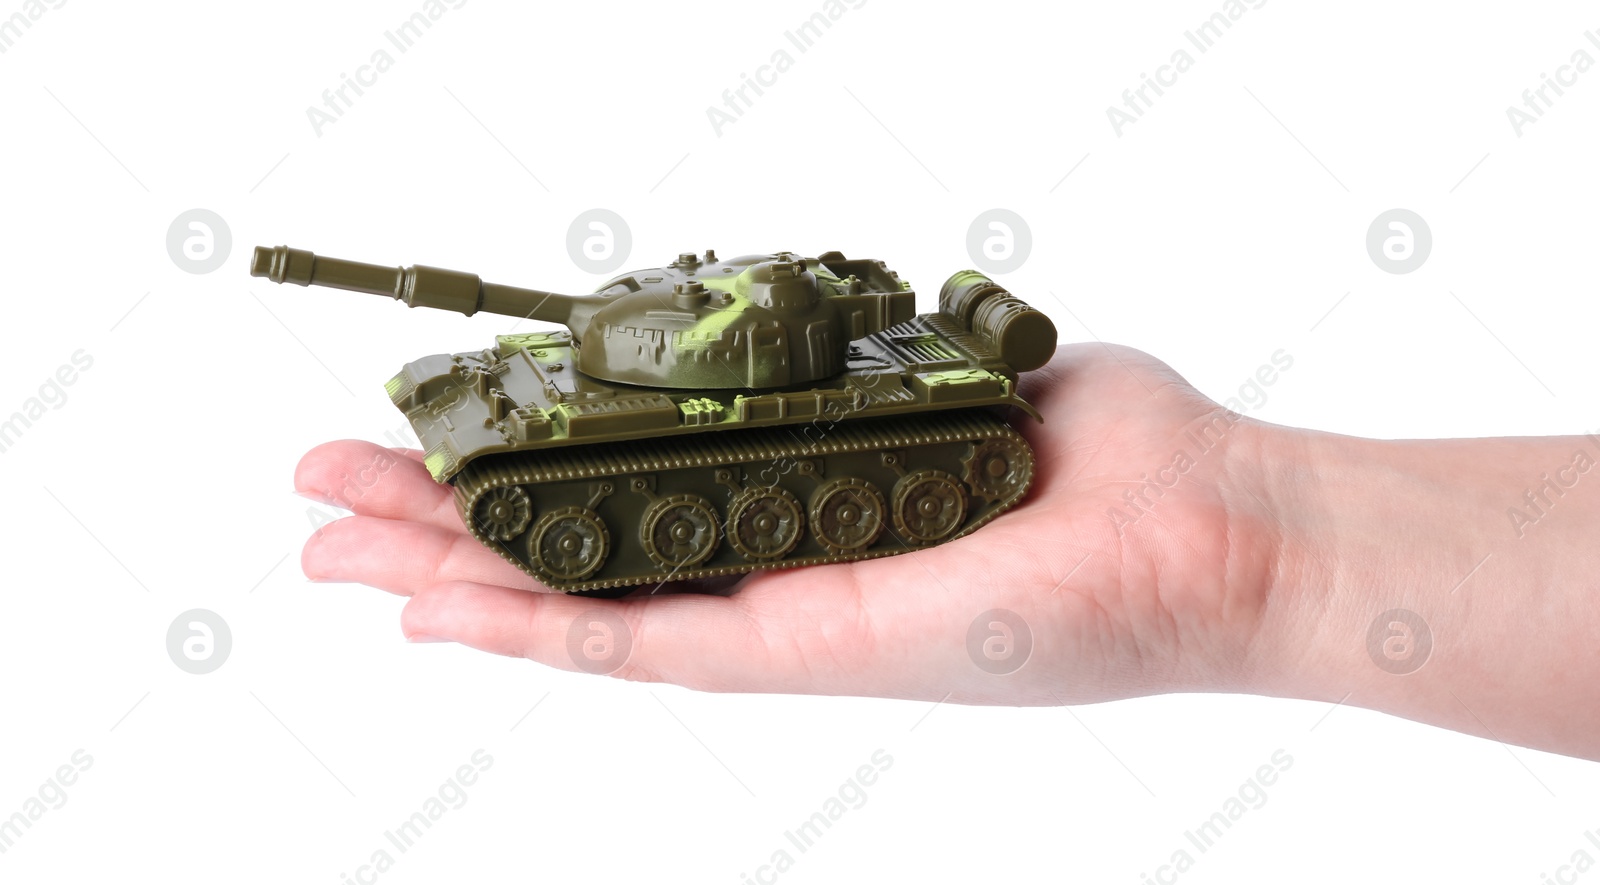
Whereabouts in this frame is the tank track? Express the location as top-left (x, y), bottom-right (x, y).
top-left (451, 408), bottom-right (1035, 593)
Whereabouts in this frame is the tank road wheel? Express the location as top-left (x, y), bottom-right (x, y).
top-left (727, 487), bottom-right (805, 562)
top-left (470, 486), bottom-right (533, 541)
top-left (810, 478), bottom-right (886, 555)
top-left (528, 507), bottom-right (610, 583)
top-left (892, 469), bottom-right (968, 544)
top-left (641, 494), bottom-right (721, 570)
top-left (962, 437), bottom-right (1033, 501)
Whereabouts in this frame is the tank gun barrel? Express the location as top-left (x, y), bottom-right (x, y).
top-left (250, 245), bottom-right (592, 326)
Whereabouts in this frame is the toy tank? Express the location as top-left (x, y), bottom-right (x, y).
top-left (252, 245), bottom-right (1057, 593)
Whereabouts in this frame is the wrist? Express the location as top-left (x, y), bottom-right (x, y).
top-left (1225, 421), bottom-right (1385, 701)
top-left (1234, 420), bottom-right (1600, 757)
top-left (1203, 417), bottom-right (1350, 699)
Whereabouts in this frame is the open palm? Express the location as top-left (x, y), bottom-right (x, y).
top-left (297, 345), bottom-right (1283, 704)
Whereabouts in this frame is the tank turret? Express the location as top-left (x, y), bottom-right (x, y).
top-left (251, 245), bottom-right (924, 389)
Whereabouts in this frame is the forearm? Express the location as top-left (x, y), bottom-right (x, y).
top-left (1242, 422), bottom-right (1600, 759)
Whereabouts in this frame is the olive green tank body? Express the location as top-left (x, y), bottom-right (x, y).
top-left (252, 245), bottom-right (1057, 592)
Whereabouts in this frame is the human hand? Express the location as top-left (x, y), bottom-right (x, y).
top-left (295, 344), bottom-right (1296, 705)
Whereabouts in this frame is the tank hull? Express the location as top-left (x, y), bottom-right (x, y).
top-left (392, 297), bottom-right (1049, 592)
top-left (392, 311), bottom-right (1041, 485)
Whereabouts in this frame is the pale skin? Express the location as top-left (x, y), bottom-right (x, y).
top-left (295, 345), bottom-right (1600, 761)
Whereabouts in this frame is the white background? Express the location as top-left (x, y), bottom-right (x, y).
top-left (2, 1), bottom-right (1597, 882)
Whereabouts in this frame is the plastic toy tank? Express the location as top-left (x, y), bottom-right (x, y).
top-left (253, 245), bottom-right (1057, 593)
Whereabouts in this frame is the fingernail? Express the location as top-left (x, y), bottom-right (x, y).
top-left (407, 633), bottom-right (452, 644)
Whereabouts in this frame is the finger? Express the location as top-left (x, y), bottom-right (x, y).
top-left (398, 541), bottom-right (1026, 698)
top-left (390, 447), bottom-right (426, 464)
top-left (400, 573), bottom-right (917, 695)
top-left (295, 439), bottom-right (464, 534)
top-left (303, 514), bottom-right (543, 596)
